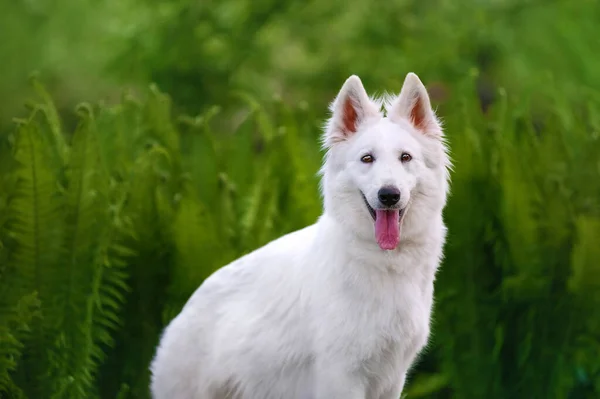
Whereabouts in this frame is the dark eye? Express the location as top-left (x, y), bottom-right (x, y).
top-left (361, 154), bottom-right (374, 163)
top-left (400, 153), bottom-right (412, 163)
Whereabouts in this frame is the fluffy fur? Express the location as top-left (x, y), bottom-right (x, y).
top-left (150, 72), bottom-right (452, 399)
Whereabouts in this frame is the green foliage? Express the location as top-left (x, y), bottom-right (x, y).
top-left (1, 0), bottom-right (600, 398)
top-left (0, 293), bottom-right (40, 399)
top-left (1, 69), bottom-right (599, 398)
top-left (430, 78), bottom-right (600, 399)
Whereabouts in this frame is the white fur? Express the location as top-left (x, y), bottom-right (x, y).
top-left (150, 72), bottom-right (452, 399)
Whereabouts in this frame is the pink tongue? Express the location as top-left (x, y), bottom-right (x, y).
top-left (375, 210), bottom-right (400, 250)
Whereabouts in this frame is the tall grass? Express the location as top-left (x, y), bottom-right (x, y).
top-left (0, 69), bottom-right (599, 398)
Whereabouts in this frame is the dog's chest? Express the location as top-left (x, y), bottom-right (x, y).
top-left (318, 272), bottom-right (432, 368)
top-left (366, 279), bottom-right (430, 359)
top-left (358, 280), bottom-right (431, 394)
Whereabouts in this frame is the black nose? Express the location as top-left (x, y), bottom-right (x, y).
top-left (378, 186), bottom-right (400, 207)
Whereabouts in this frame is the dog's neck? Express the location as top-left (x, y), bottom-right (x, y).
top-left (311, 213), bottom-right (442, 279)
top-left (316, 212), bottom-right (411, 254)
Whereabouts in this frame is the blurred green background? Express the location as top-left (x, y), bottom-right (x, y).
top-left (1, 0), bottom-right (599, 398)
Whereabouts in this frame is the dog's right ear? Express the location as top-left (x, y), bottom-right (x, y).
top-left (324, 75), bottom-right (378, 147)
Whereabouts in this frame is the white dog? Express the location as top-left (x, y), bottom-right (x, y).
top-left (150, 72), bottom-right (451, 399)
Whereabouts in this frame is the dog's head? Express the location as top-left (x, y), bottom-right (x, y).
top-left (320, 73), bottom-right (451, 251)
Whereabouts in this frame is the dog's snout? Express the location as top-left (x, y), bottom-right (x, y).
top-left (378, 186), bottom-right (400, 207)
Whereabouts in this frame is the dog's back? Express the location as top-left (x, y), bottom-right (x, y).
top-left (150, 226), bottom-right (318, 399)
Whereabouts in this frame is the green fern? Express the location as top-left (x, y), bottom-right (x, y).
top-left (29, 75), bottom-right (69, 168)
top-left (4, 113), bottom-right (65, 397)
top-left (45, 103), bottom-right (102, 398)
top-left (163, 186), bottom-right (226, 322)
top-left (45, 104), bottom-right (132, 398)
top-left (0, 292), bottom-right (40, 399)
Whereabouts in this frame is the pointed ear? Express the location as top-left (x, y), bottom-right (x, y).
top-left (389, 72), bottom-right (441, 137)
top-left (324, 75), bottom-right (379, 146)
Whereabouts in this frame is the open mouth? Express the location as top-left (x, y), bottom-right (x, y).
top-left (361, 192), bottom-right (406, 251)
top-left (361, 193), bottom-right (405, 221)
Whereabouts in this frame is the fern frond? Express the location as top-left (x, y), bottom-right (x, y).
top-left (144, 85), bottom-right (180, 155)
top-left (0, 292), bottom-right (40, 399)
top-left (4, 113), bottom-right (64, 397)
top-left (29, 75), bottom-right (69, 167)
top-left (46, 105), bottom-right (133, 399)
top-left (41, 104), bottom-right (103, 398)
top-left (239, 172), bottom-right (269, 250)
top-left (164, 187), bottom-right (225, 321)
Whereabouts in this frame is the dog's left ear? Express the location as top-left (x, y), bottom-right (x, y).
top-left (389, 73), bottom-right (441, 138)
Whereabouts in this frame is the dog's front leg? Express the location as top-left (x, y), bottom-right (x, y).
top-left (314, 365), bottom-right (365, 399)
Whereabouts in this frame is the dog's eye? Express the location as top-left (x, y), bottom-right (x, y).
top-left (400, 153), bottom-right (412, 163)
top-left (361, 154), bottom-right (374, 163)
